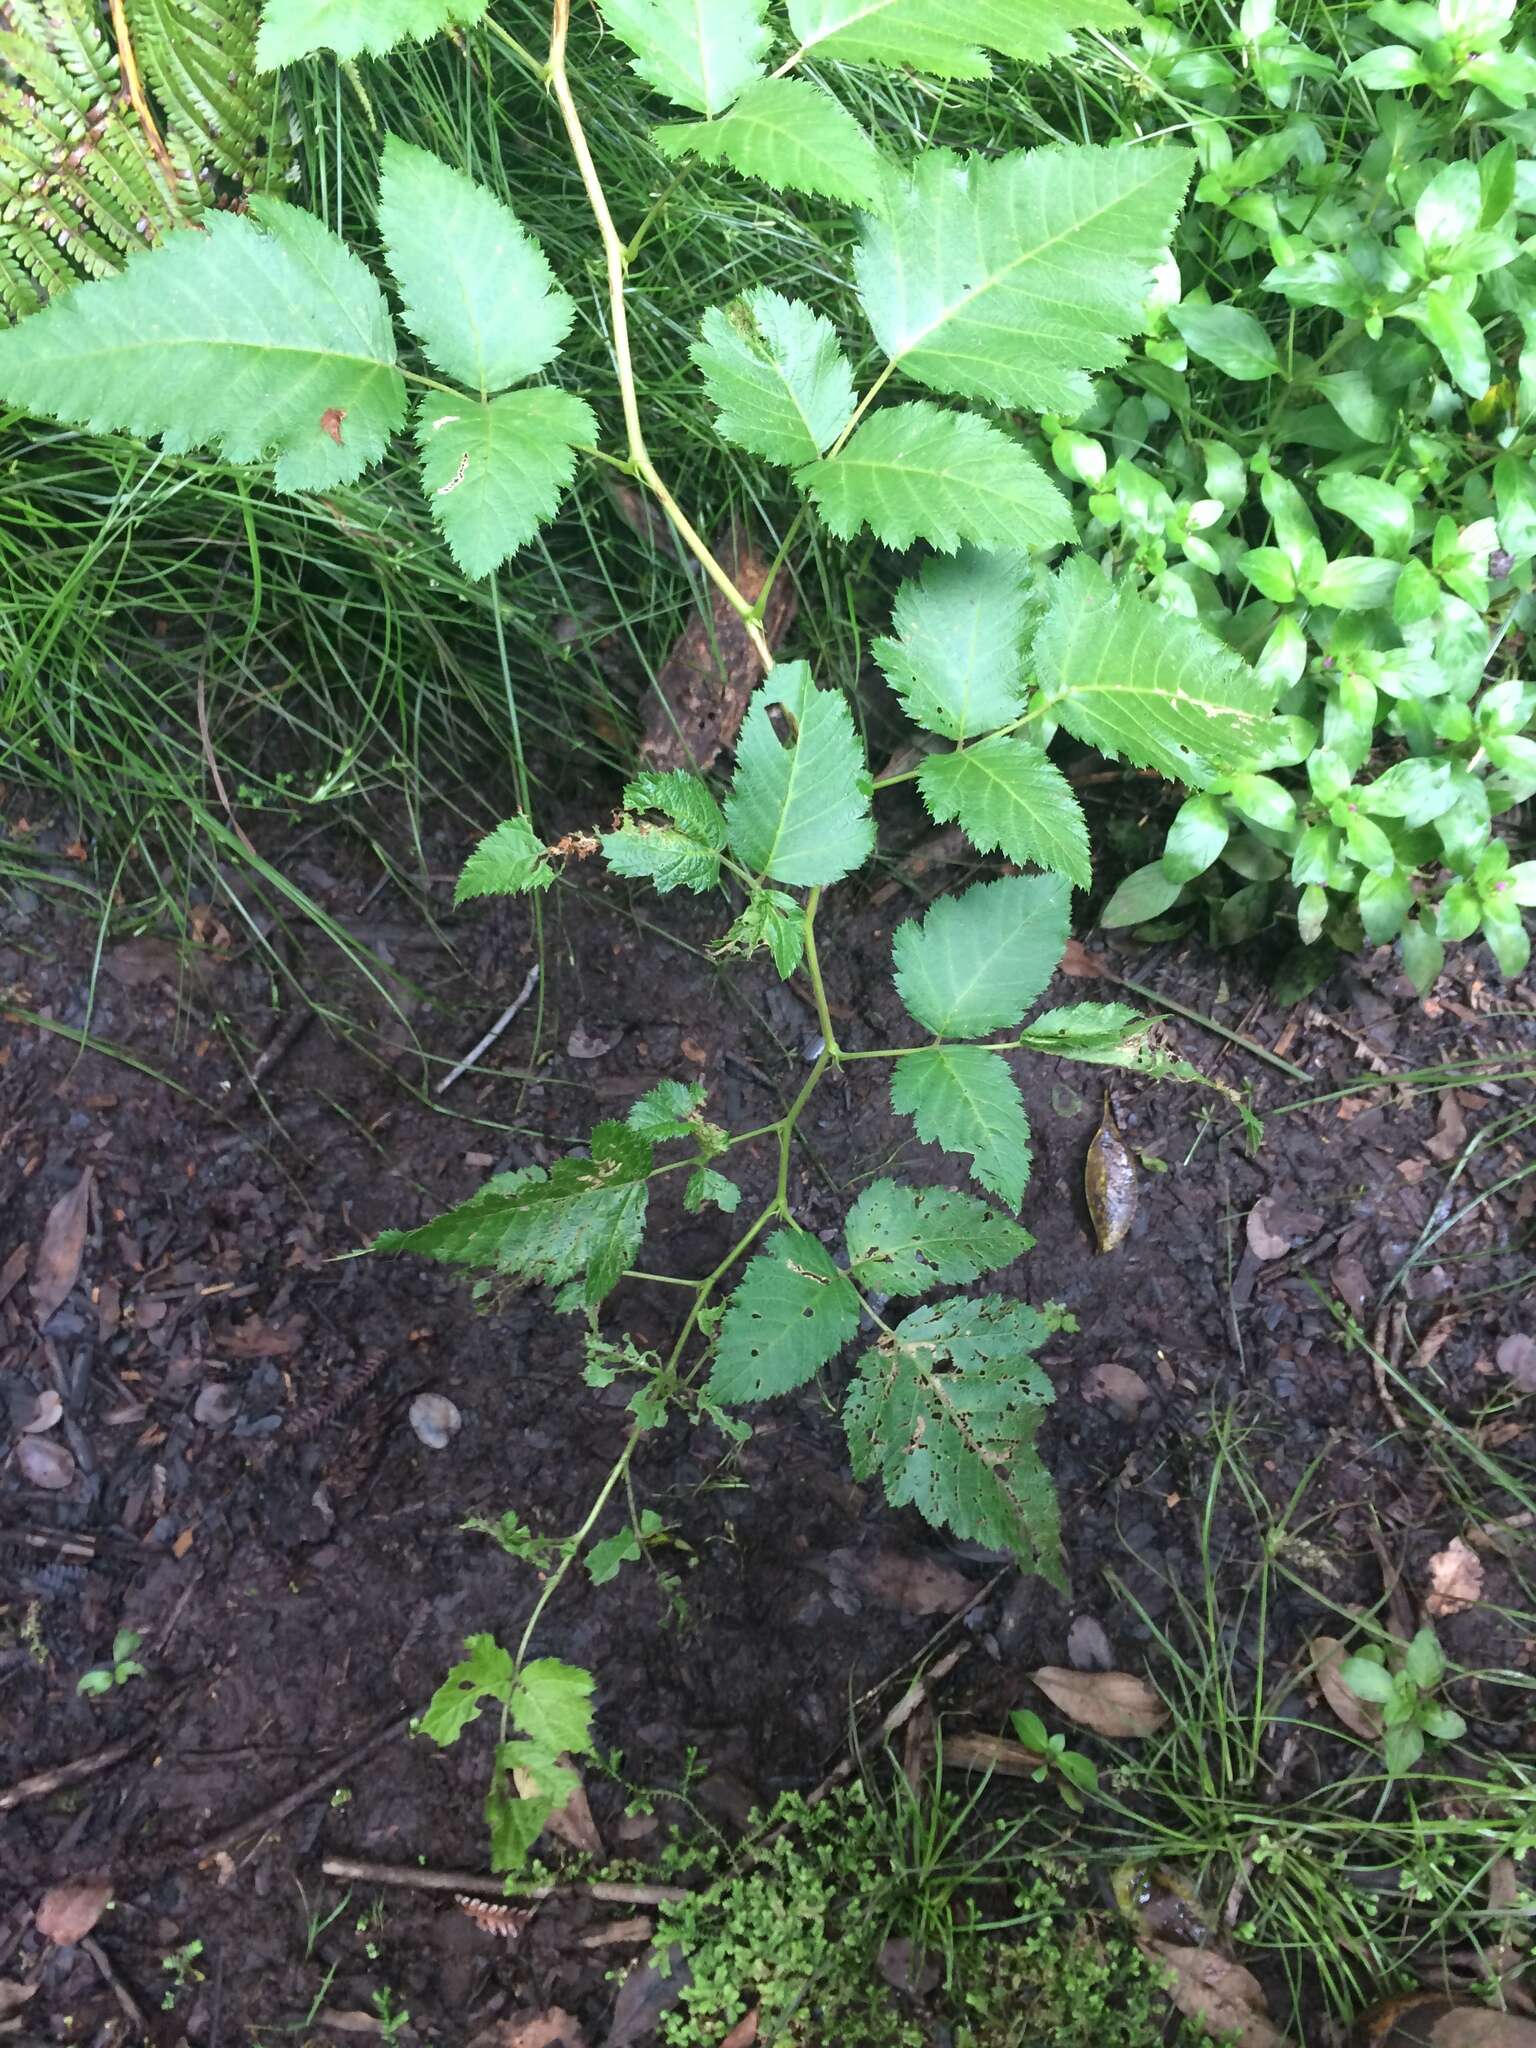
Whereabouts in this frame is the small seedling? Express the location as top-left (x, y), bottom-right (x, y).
top-left (1008, 1710), bottom-right (1100, 1813)
top-left (371, 1987), bottom-right (410, 2043)
top-left (160, 1939), bottom-right (205, 2011)
top-left (77, 1629), bottom-right (147, 1697)
top-left (1339, 1625), bottom-right (1467, 1777)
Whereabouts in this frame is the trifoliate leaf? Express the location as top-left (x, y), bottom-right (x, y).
top-left (256, 0), bottom-right (488, 66)
top-left (892, 874), bottom-right (1069, 1038)
top-left (625, 1078), bottom-right (710, 1141)
top-left (724, 661), bottom-right (874, 886)
top-left (715, 889), bottom-right (807, 978)
top-left (1016, 1002), bottom-right (1144, 1057)
top-left (378, 138), bottom-right (574, 394)
top-left (797, 404), bottom-right (1072, 551)
top-left (596, 0), bottom-right (771, 114)
top-left (785, 0), bottom-right (1136, 77)
top-left (918, 739), bottom-right (1091, 889)
top-left (455, 816), bottom-right (554, 901)
top-left (854, 145), bottom-right (1193, 414)
top-left (0, 201), bottom-right (404, 491)
top-left (890, 1046), bottom-right (1032, 1209)
top-left (375, 1122), bottom-right (652, 1308)
top-left (1034, 556), bottom-right (1279, 787)
top-left (419, 1632), bottom-right (514, 1745)
top-left (656, 78), bottom-right (883, 206)
top-left (685, 1165), bottom-right (742, 1213)
top-left (845, 1181), bottom-right (1032, 1297)
top-left (604, 768), bottom-right (726, 894)
top-left (873, 547), bottom-right (1037, 741)
top-left (844, 1295), bottom-right (1061, 1582)
top-left (415, 390), bottom-right (595, 579)
top-left (708, 1227), bottom-right (861, 1402)
top-left (692, 289), bottom-right (856, 468)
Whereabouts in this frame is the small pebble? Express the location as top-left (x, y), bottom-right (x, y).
top-left (410, 1393), bottom-right (462, 1450)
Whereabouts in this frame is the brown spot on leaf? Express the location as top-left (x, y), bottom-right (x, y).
top-left (320, 407), bottom-right (346, 445)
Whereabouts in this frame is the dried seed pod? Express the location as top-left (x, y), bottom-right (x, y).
top-left (455, 1895), bottom-right (534, 1939)
top-left (1085, 1096), bottom-right (1137, 1253)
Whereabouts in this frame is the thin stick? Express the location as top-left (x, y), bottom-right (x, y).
top-left (82, 1935), bottom-right (148, 2034)
top-left (0, 1729), bottom-right (150, 1812)
top-left (435, 965), bottom-right (540, 1095)
top-left (807, 1644), bottom-right (967, 1807)
top-left (169, 1710), bottom-right (412, 1867)
top-left (320, 1857), bottom-right (687, 1906)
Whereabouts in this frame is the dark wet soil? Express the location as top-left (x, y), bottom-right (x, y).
top-left (3, 789), bottom-right (1534, 2046)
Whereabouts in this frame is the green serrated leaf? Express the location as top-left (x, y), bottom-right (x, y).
top-left (656, 78), bottom-right (883, 205)
top-left (890, 1046), bottom-right (1032, 1209)
top-left (1034, 556), bottom-right (1279, 786)
top-left (375, 1122), bottom-right (652, 1308)
top-left (893, 874), bottom-right (1068, 1038)
top-left (379, 138), bottom-right (574, 395)
top-left (0, 201), bottom-right (404, 491)
top-left (724, 661), bottom-right (874, 886)
top-left (715, 889), bottom-right (807, 978)
top-left (918, 739), bottom-right (1090, 889)
top-left (257, 0), bottom-right (488, 67)
top-left (604, 769), bottom-right (726, 894)
top-left (798, 403), bottom-right (1072, 551)
top-left (692, 289), bottom-right (855, 468)
top-left (873, 547), bottom-right (1037, 741)
top-left (513, 1656), bottom-right (596, 1756)
top-left (454, 817), bottom-right (554, 902)
top-left (845, 1180), bottom-right (1031, 1296)
top-left (844, 1295), bottom-right (1061, 1582)
top-left (625, 1078), bottom-right (709, 1140)
top-left (1016, 1002), bottom-right (1144, 1055)
top-left (685, 1165), bottom-right (742, 1213)
top-left (419, 1632), bottom-right (514, 1745)
top-left (415, 391), bottom-right (595, 580)
top-left (786, 0), bottom-right (1136, 77)
top-left (855, 144), bottom-right (1192, 414)
top-left (708, 1227), bottom-right (861, 1402)
top-left (596, 0), bottom-right (770, 113)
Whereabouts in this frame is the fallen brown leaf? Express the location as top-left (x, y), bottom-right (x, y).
top-left (14, 1437), bottom-right (77, 1491)
top-left (1495, 1334), bottom-right (1536, 1393)
top-left (1030, 1666), bottom-right (1169, 1738)
top-left (1362, 1998), bottom-right (1536, 2046)
top-left (1141, 1941), bottom-right (1295, 2048)
top-left (35, 1879), bottom-right (112, 1946)
top-left (1425, 1538), bottom-right (1485, 1617)
top-left (317, 2011), bottom-right (383, 2035)
top-left (1246, 1197), bottom-right (1292, 1261)
top-left (513, 1756), bottom-right (604, 1858)
top-left (1080, 1363), bottom-right (1153, 1421)
top-left (30, 1166), bottom-right (92, 1324)
top-left (826, 1545), bottom-right (976, 1616)
top-left (0, 1242), bottom-right (29, 1306)
top-left (1426, 1093), bottom-right (1468, 1164)
top-left (934, 1732), bottom-right (1047, 1778)
top-left (640, 528), bottom-right (795, 774)
top-left (1059, 938), bottom-right (1109, 980)
top-left (0, 1980), bottom-right (39, 2020)
top-left (1309, 1636), bottom-right (1382, 1742)
top-left (1067, 1614), bottom-right (1115, 1671)
top-left (718, 2010), bottom-right (760, 2048)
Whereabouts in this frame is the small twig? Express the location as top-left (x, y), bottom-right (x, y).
top-left (435, 965), bottom-right (540, 1095)
top-left (807, 1644), bottom-right (968, 1807)
top-left (0, 1728), bottom-right (152, 1812)
top-left (225, 1006), bottom-right (314, 1112)
top-left (166, 1709), bottom-right (412, 1868)
top-left (1368, 1303), bottom-right (1410, 1441)
top-left (82, 1934), bottom-right (148, 2034)
top-left (320, 1857), bottom-right (687, 1906)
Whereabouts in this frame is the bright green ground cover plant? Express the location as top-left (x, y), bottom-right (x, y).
top-left (0, 0), bottom-right (1303, 1867)
top-left (1043, 0), bottom-right (1536, 992)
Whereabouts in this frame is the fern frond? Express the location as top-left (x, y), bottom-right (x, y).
top-left (0, 0), bottom-right (291, 323)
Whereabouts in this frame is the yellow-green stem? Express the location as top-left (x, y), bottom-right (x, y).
top-left (545, 0), bottom-right (773, 670)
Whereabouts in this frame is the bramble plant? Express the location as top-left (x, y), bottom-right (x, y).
top-left (0, 0), bottom-right (1404, 1868)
